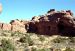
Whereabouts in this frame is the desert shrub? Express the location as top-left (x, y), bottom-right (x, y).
top-left (38, 35), bottom-right (45, 42)
top-left (27, 33), bottom-right (36, 36)
top-left (1, 39), bottom-right (15, 51)
top-left (3, 30), bottom-right (11, 33)
top-left (54, 49), bottom-right (61, 51)
top-left (11, 31), bottom-right (22, 36)
top-left (69, 37), bottom-right (75, 43)
top-left (37, 48), bottom-right (51, 51)
top-left (31, 47), bottom-right (37, 51)
top-left (24, 47), bottom-right (31, 51)
top-left (0, 47), bottom-right (3, 51)
top-left (19, 37), bottom-right (26, 43)
top-left (64, 48), bottom-right (73, 51)
top-left (52, 37), bottom-right (67, 43)
top-left (0, 30), bottom-right (11, 36)
top-left (19, 35), bottom-right (34, 46)
top-left (1, 32), bottom-right (7, 36)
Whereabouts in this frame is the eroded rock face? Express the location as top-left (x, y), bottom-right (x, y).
top-left (11, 25), bottom-right (26, 33)
top-left (2, 23), bottom-right (11, 31)
top-left (10, 19), bottom-right (29, 33)
top-left (28, 9), bottom-right (75, 36)
top-left (0, 19), bottom-right (29, 33)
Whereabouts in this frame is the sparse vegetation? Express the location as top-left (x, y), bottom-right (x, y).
top-left (0, 30), bottom-right (75, 51)
top-left (52, 37), bottom-right (67, 43)
top-left (64, 48), bottom-right (74, 51)
top-left (11, 31), bottom-right (23, 36)
top-left (0, 39), bottom-right (15, 51)
top-left (31, 47), bottom-right (37, 51)
top-left (39, 35), bottom-right (45, 42)
top-left (37, 48), bottom-right (51, 51)
top-left (19, 34), bottom-right (34, 46)
top-left (69, 37), bottom-right (75, 43)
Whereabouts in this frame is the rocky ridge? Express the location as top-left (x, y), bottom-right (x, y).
top-left (0, 9), bottom-right (75, 36)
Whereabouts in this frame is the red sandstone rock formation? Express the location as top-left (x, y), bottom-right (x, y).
top-left (10, 19), bottom-right (28, 33)
top-left (0, 9), bottom-right (75, 36)
top-left (2, 23), bottom-right (11, 31)
top-left (28, 9), bottom-right (75, 36)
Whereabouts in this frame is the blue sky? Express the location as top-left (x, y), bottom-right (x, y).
top-left (0, 0), bottom-right (75, 23)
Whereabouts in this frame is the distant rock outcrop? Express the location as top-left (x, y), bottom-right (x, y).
top-left (0, 19), bottom-right (29, 33)
top-left (10, 19), bottom-right (29, 33)
top-left (2, 23), bottom-right (11, 31)
top-left (0, 9), bottom-right (75, 36)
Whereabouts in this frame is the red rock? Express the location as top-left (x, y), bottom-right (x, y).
top-left (11, 25), bottom-right (27, 33)
top-left (0, 9), bottom-right (75, 36)
top-left (28, 9), bottom-right (75, 36)
top-left (2, 23), bottom-right (11, 31)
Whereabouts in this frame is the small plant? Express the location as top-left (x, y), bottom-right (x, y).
top-left (0, 47), bottom-right (3, 51)
top-left (54, 49), bottom-right (61, 51)
top-left (1, 32), bottom-right (7, 36)
top-left (37, 48), bottom-right (50, 51)
top-left (11, 31), bottom-right (22, 36)
top-left (64, 47), bottom-right (73, 51)
top-left (19, 35), bottom-right (34, 46)
top-left (39, 35), bottom-right (45, 42)
top-left (1, 39), bottom-right (15, 51)
top-left (69, 37), bottom-right (75, 43)
top-left (52, 37), bottom-right (67, 43)
top-left (31, 47), bottom-right (37, 51)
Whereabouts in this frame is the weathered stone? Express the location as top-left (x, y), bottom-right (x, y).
top-left (31, 16), bottom-right (40, 22)
top-left (28, 21), bottom-right (37, 33)
top-left (28, 9), bottom-right (75, 36)
top-left (20, 20), bottom-right (29, 25)
top-left (10, 19), bottom-right (29, 33)
top-left (11, 25), bottom-right (27, 33)
top-left (10, 19), bottom-right (21, 25)
top-left (2, 23), bottom-right (11, 31)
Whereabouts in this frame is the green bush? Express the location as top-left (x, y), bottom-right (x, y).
top-left (1, 39), bottom-right (15, 51)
